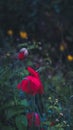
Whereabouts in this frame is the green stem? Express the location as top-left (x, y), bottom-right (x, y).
top-left (31, 95), bottom-right (35, 130)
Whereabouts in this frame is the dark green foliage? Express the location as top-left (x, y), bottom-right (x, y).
top-left (0, 57), bottom-right (29, 129)
top-left (0, 48), bottom-right (73, 129)
top-left (15, 115), bottom-right (28, 130)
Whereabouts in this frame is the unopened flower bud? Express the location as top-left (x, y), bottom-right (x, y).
top-left (18, 48), bottom-right (28, 60)
top-left (20, 48), bottom-right (28, 56)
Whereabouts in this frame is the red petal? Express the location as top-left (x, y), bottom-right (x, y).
top-left (17, 75), bottom-right (44, 95)
top-left (27, 66), bottom-right (39, 78)
top-left (27, 76), bottom-right (41, 95)
top-left (18, 52), bottom-right (25, 60)
top-left (21, 79), bottom-right (30, 93)
top-left (34, 113), bottom-right (41, 126)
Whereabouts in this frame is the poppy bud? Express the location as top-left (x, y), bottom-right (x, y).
top-left (20, 48), bottom-right (28, 56)
top-left (18, 48), bottom-right (28, 60)
top-left (26, 112), bottom-right (41, 127)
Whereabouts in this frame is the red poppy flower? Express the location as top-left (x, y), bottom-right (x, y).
top-left (26, 112), bottom-right (41, 127)
top-left (27, 66), bottom-right (39, 78)
top-left (17, 67), bottom-right (44, 95)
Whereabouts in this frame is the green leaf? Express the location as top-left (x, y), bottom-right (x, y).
top-left (0, 124), bottom-right (15, 130)
top-left (5, 106), bottom-right (25, 120)
top-left (28, 45), bottom-right (38, 50)
top-left (23, 69), bottom-right (29, 76)
top-left (15, 115), bottom-right (28, 130)
top-left (58, 128), bottom-right (64, 130)
top-left (48, 127), bottom-right (56, 130)
top-left (48, 127), bottom-right (50, 130)
top-left (55, 123), bottom-right (64, 128)
top-left (18, 43), bottom-right (27, 47)
top-left (42, 121), bottom-right (50, 125)
top-left (20, 99), bottom-right (28, 107)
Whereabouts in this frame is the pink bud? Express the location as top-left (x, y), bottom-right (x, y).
top-left (20, 48), bottom-right (28, 56)
top-left (18, 48), bottom-right (28, 60)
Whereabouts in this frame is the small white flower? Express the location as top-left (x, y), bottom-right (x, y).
top-left (56, 119), bottom-right (59, 122)
top-left (59, 113), bottom-right (63, 116)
